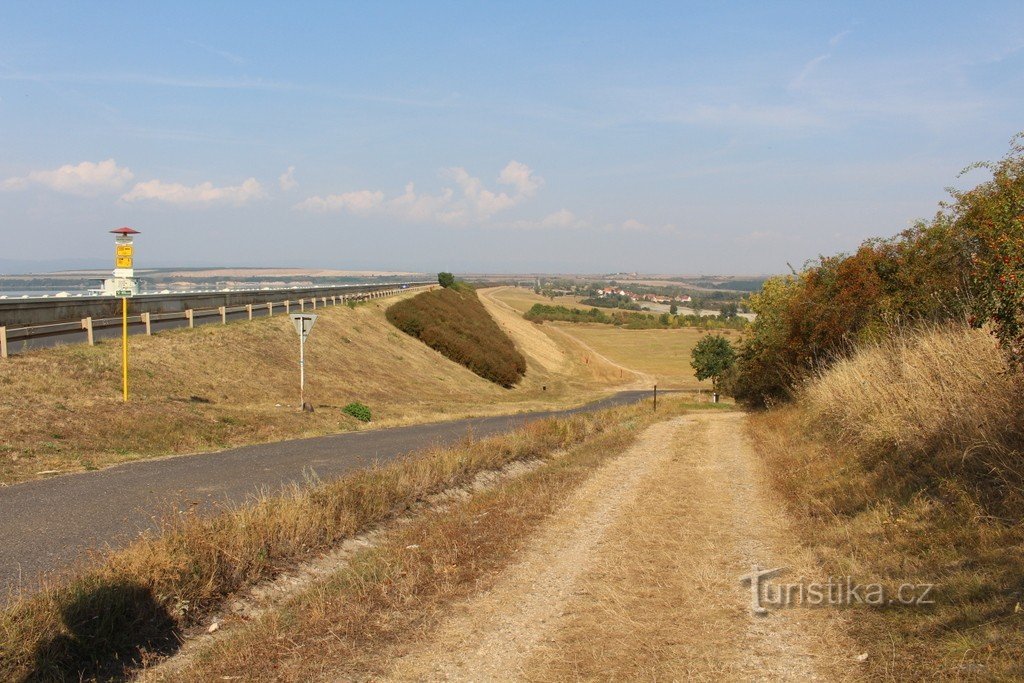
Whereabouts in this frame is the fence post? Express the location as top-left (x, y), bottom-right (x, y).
top-left (268, 302), bottom-right (274, 316)
top-left (142, 312), bottom-right (152, 335)
top-left (332, 295), bottom-right (337, 305)
top-left (311, 297), bottom-right (316, 310)
top-left (219, 306), bottom-right (227, 324)
top-left (247, 304), bottom-right (253, 321)
top-left (299, 298), bottom-right (305, 312)
top-left (0, 326), bottom-right (7, 359)
top-left (82, 317), bottom-right (94, 346)
top-left (186, 309), bottom-right (194, 328)
top-left (284, 300), bottom-right (290, 314)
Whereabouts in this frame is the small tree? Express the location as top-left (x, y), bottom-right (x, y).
top-left (691, 335), bottom-right (736, 392)
top-left (437, 272), bottom-right (456, 288)
top-left (719, 302), bottom-right (738, 319)
top-left (669, 303), bottom-right (678, 315)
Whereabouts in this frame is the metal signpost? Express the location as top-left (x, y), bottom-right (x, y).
top-left (290, 313), bottom-right (318, 409)
top-left (109, 227), bottom-right (140, 402)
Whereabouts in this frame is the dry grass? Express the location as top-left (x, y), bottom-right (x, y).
top-left (487, 287), bottom-right (590, 315)
top-left (478, 287), bottom-right (627, 389)
top-left (0, 402), bottom-right (652, 681)
top-left (750, 325), bottom-right (1024, 680)
top-left (547, 323), bottom-right (735, 389)
top-left (0, 291), bottom-right (622, 485)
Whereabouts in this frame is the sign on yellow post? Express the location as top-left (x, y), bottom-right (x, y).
top-left (115, 244), bottom-right (133, 269)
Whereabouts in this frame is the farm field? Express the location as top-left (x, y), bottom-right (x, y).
top-left (487, 287), bottom-right (734, 389)
top-left (549, 323), bottom-right (732, 389)
top-left (488, 287), bottom-right (592, 314)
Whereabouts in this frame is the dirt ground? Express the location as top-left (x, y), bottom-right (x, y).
top-left (384, 412), bottom-right (861, 681)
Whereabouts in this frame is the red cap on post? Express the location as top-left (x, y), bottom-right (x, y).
top-left (110, 227), bottom-right (140, 235)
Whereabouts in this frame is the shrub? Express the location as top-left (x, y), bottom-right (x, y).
top-left (948, 134), bottom-right (1024, 366)
top-left (342, 402), bottom-right (372, 422)
top-left (437, 272), bottom-right (456, 289)
top-left (386, 288), bottom-right (526, 387)
top-left (690, 335), bottom-right (735, 391)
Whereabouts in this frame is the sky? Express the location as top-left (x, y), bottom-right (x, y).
top-left (1, 1), bottom-right (1023, 275)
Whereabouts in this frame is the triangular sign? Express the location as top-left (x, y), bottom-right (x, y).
top-left (290, 314), bottom-right (317, 340)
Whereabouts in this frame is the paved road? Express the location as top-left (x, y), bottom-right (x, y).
top-left (0, 390), bottom-right (652, 596)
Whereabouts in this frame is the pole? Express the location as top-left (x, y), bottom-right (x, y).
top-left (121, 297), bottom-right (129, 402)
top-left (653, 383), bottom-right (657, 411)
top-left (299, 333), bottom-right (305, 409)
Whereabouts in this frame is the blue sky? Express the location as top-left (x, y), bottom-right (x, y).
top-left (1, 1), bottom-right (1022, 274)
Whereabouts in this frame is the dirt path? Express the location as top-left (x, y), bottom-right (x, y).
top-left (383, 412), bottom-right (860, 681)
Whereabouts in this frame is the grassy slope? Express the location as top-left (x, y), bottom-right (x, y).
top-left (489, 287), bottom-right (729, 389)
top-left (385, 286), bottom-right (525, 387)
top-left (0, 291), bottom-right (622, 485)
top-left (750, 326), bottom-right (1024, 680)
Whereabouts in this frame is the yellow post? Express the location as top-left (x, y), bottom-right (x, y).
top-left (122, 297), bottom-right (129, 402)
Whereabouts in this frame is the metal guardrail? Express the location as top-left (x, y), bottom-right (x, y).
top-left (0, 284), bottom-right (433, 358)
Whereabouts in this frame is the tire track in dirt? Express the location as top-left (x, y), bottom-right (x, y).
top-left (384, 412), bottom-right (860, 681)
top-left (383, 417), bottom-right (686, 681)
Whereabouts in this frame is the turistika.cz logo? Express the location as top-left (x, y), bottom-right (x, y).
top-left (738, 565), bottom-right (935, 615)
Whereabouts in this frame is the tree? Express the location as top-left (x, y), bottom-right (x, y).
top-left (947, 134), bottom-right (1024, 366)
top-left (719, 302), bottom-right (738, 319)
top-left (691, 335), bottom-right (736, 392)
top-left (669, 303), bottom-right (678, 315)
top-left (437, 272), bottom-right (456, 288)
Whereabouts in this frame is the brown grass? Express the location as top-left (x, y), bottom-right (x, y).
top-left (546, 323), bottom-right (733, 389)
top-left (0, 291), bottom-right (622, 485)
top-left (0, 402), bottom-right (654, 681)
top-left (750, 325), bottom-right (1024, 680)
top-left (487, 287), bottom-right (590, 315)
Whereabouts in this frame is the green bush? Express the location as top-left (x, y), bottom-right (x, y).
top-left (386, 288), bottom-right (526, 387)
top-left (342, 402), bottom-right (372, 422)
top-left (437, 272), bottom-right (456, 288)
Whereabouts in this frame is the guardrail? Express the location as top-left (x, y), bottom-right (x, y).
top-left (0, 284), bottom-right (432, 358)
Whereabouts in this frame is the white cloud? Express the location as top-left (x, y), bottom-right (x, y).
top-left (1, 159), bottom-right (134, 196)
top-left (121, 177), bottom-right (265, 205)
top-left (622, 218), bottom-right (648, 231)
top-left (279, 166), bottom-right (298, 191)
top-left (294, 189), bottom-right (384, 213)
top-left (294, 161), bottom-right (544, 226)
top-left (498, 160), bottom-right (543, 196)
top-left (510, 209), bottom-right (588, 230)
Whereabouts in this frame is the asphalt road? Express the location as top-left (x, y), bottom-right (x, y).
top-left (0, 390), bottom-right (652, 597)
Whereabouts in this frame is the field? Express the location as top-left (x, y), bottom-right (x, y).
top-left (488, 287), bottom-right (592, 315)
top-left (487, 287), bottom-right (730, 389)
top-left (550, 324), bottom-right (730, 389)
